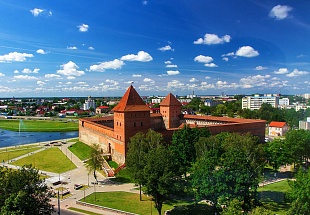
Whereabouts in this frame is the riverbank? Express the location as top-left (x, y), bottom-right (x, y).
top-left (0, 118), bottom-right (79, 132)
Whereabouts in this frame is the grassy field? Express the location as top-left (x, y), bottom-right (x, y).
top-left (82, 191), bottom-right (195, 215)
top-left (0, 147), bottom-right (43, 162)
top-left (258, 180), bottom-right (292, 215)
top-left (0, 119), bottom-right (78, 132)
top-left (69, 207), bottom-right (102, 215)
top-left (68, 141), bottom-right (91, 161)
top-left (11, 147), bottom-right (76, 173)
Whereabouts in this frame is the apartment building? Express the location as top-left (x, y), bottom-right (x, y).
top-left (242, 94), bottom-right (279, 110)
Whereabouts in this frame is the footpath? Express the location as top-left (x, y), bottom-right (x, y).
top-left (3, 140), bottom-right (139, 215)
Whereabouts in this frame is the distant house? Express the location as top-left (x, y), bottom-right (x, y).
top-left (269, 121), bottom-right (289, 136)
top-left (96, 106), bottom-right (110, 114)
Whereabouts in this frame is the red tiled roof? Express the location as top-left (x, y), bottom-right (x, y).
top-left (112, 85), bottom-right (150, 112)
top-left (160, 93), bottom-right (182, 106)
top-left (98, 106), bottom-right (109, 109)
top-left (269, 121), bottom-right (287, 128)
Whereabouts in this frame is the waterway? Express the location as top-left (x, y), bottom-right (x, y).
top-left (0, 128), bottom-right (78, 147)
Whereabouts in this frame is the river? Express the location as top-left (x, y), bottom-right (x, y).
top-left (0, 128), bottom-right (78, 147)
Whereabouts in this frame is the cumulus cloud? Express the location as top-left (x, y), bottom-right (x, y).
top-left (205, 63), bottom-right (218, 67)
top-left (189, 78), bottom-right (199, 82)
top-left (37, 81), bottom-right (46, 86)
top-left (67, 76), bottom-right (76, 80)
top-left (121, 51), bottom-right (153, 62)
top-left (274, 68), bottom-right (289, 74)
top-left (132, 74), bottom-right (142, 77)
top-left (167, 70), bottom-right (180, 75)
top-left (0, 72), bottom-right (5, 77)
top-left (106, 79), bottom-right (119, 86)
top-left (235, 46), bottom-right (259, 58)
top-left (89, 59), bottom-right (125, 72)
top-left (88, 46), bottom-right (94, 50)
top-left (222, 57), bottom-right (229, 62)
top-left (36, 49), bottom-right (47, 54)
top-left (286, 69), bottom-right (309, 77)
top-left (205, 76), bottom-right (211, 79)
top-left (67, 46), bottom-right (77, 50)
top-left (30, 8), bottom-right (43, 17)
top-left (164, 61), bottom-right (172, 64)
top-left (0, 52), bottom-right (33, 62)
top-left (143, 78), bottom-right (154, 83)
top-left (45, 74), bottom-right (62, 79)
top-left (57, 61), bottom-right (85, 76)
top-left (158, 45), bottom-right (174, 52)
top-left (194, 55), bottom-right (213, 63)
top-left (166, 64), bottom-right (177, 68)
top-left (269, 5), bottom-right (292, 20)
top-left (78, 24), bottom-right (89, 32)
top-left (240, 74), bottom-right (270, 88)
top-left (22, 68), bottom-right (39, 74)
top-left (14, 75), bottom-right (38, 80)
top-left (14, 70), bottom-right (19, 74)
top-left (167, 80), bottom-right (184, 89)
top-left (255, 66), bottom-right (268, 70)
top-left (194, 33), bottom-right (231, 45)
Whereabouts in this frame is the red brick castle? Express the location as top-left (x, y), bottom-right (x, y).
top-left (79, 85), bottom-right (265, 164)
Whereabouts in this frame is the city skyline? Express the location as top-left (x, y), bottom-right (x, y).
top-left (0, 0), bottom-right (310, 97)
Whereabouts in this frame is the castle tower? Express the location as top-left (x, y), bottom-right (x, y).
top-left (160, 93), bottom-right (182, 129)
top-left (112, 85), bottom-right (151, 156)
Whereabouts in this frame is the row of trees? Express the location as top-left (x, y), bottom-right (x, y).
top-left (126, 127), bottom-right (266, 214)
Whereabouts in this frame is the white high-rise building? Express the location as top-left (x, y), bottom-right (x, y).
top-left (279, 98), bottom-right (289, 106)
top-left (242, 94), bottom-right (279, 110)
top-left (83, 96), bottom-right (96, 110)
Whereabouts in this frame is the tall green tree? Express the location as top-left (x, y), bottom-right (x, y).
top-left (126, 130), bottom-right (163, 200)
top-left (85, 143), bottom-right (104, 182)
top-left (143, 145), bottom-right (179, 215)
top-left (0, 166), bottom-right (54, 215)
top-left (287, 168), bottom-right (310, 215)
top-left (264, 138), bottom-right (287, 171)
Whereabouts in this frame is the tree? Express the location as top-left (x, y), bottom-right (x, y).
top-left (126, 130), bottom-right (163, 200)
top-left (169, 125), bottom-right (211, 178)
top-left (250, 206), bottom-right (274, 215)
top-left (264, 138), bottom-right (287, 171)
top-left (221, 199), bottom-right (243, 215)
top-left (143, 145), bottom-right (178, 215)
top-left (85, 143), bottom-right (104, 182)
top-left (0, 165), bottom-right (54, 215)
top-left (287, 168), bottom-right (310, 215)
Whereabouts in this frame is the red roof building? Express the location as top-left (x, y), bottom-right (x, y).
top-left (269, 121), bottom-right (289, 136)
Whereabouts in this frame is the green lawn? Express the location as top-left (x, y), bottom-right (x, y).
top-left (0, 147), bottom-right (43, 162)
top-left (68, 141), bottom-right (91, 161)
top-left (258, 180), bottom-right (292, 215)
top-left (11, 147), bottom-right (76, 173)
top-left (69, 207), bottom-right (102, 215)
top-left (0, 144), bottom-right (41, 153)
top-left (0, 119), bottom-right (78, 132)
top-left (82, 191), bottom-right (193, 215)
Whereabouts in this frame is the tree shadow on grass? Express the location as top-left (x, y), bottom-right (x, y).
top-left (168, 204), bottom-right (214, 215)
top-left (259, 191), bottom-right (286, 202)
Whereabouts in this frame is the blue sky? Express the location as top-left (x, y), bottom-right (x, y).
top-left (0, 0), bottom-right (310, 97)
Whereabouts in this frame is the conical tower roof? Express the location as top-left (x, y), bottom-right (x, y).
top-left (160, 93), bottom-right (182, 106)
top-left (112, 85), bottom-right (150, 112)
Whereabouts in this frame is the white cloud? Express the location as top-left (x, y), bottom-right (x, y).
top-left (167, 70), bottom-right (180, 75)
top-left (66, 82), bottom-right (72, 85)
top-left (235, 46), bottom-right (259, 58)
top-left (286, 69), bottom-right (309, 77)
top-left (14, 70), bottom-right (19, 74)
top-left (205, 76), bottom-right (211, 79)
top-left (222, 52), bottom-right (235, 57)
top-left (14, 75), bottom-right (38, 80)
top-left (0, 52), bottom-right (33, 62)
top-left (88, 46), bottom-right (94, 50)
top-left (194, 33), bottom-right (231, 45)
top-left (255, 66), bottom-right (268, 70)
top-left (194, 55), bottom-right (213, 63)
top-left (67, 76), bottom-right (76, 80)
top-left (158, 45), bottom-right (174, 52)
top-left (30, 8), bottom-right (43, 17)
top-left (222, 57), bottom-right (229, 62)
top-left (22, 68), bottom-right (39, 74)
top-left (274, 68), bottom-right (289, 74)
top-left (45, 74), bottom-right (62, 79)
top-left (89, 59), bottom-right (125, 72)
top-left (167, 80), bottom-right (184, 89)
top-left (37, 81), bottom-right (46, 86)
top-left (189, 78), bottom-right (199, 82)
top-left (121, 51), bottom-right (153, 62)
top-left (143, 78), bottom-right (154, 82)
top-left (142, 1), bottom-right (148, 5)
top-left (164, 61), bottom-right (172, 64)
top-left (240, 74), bottom-right (270, 88)
top-left (36, 49), bottom-right (47, 54)
top-left (269, 5), bottom-right (292, 20)
top-left (0, 72), bottom-right (5, 77)
top-left (205, 63), bottom-right (218, 67)
top-left (78, 24), bottom-right (89, 32)
top-left (166, 64), bottom-right (177, 68)
top-left (132, 74), bottom-right (142, 77)
top-left (67, 46), bottom-right (77, 50)
top-left (57, 61), bottom-right (85, 76)
top-left (106, 79), bottom-right (119, 86)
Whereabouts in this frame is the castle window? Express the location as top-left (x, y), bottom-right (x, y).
top-left (117, 135), bottom-right (118, 139)
top-left (117, 122), bottom-right (118, 126)
top-left (141, 122), bottom-right (143, 127)
top-left (120, 136), bottom-right (122, 140)
top-left (82, 121), bottom-right (84, 127)
top-left (134, 122), bottom-right (136, 127)
top-left (120, 122), bottom-right (121, 127)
